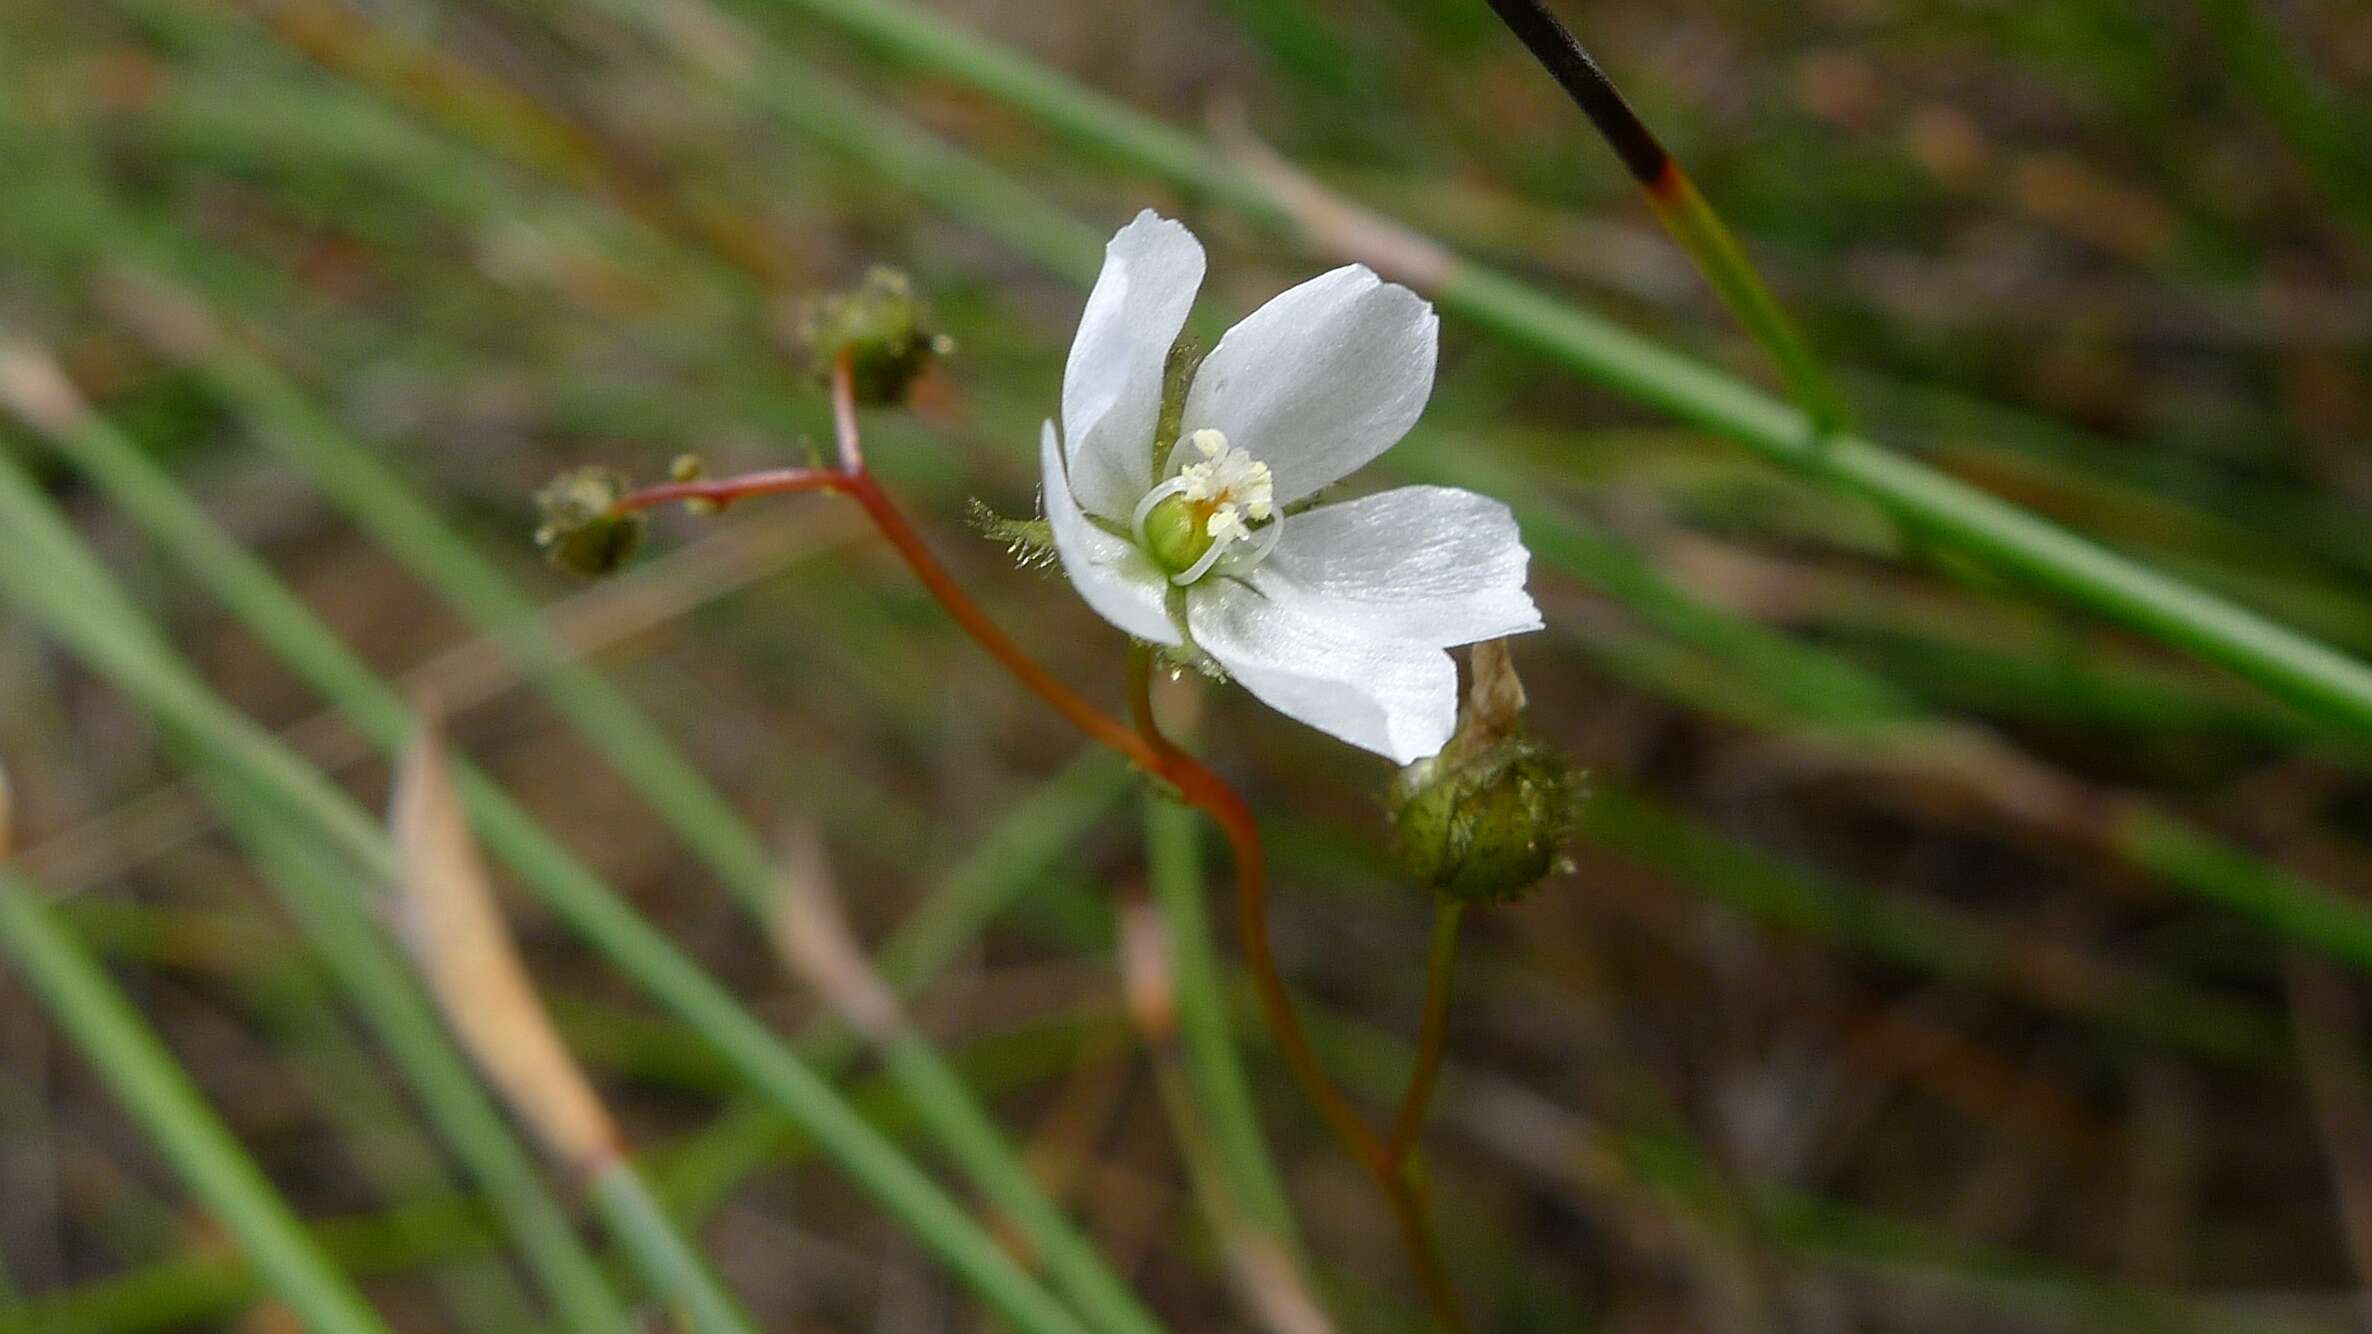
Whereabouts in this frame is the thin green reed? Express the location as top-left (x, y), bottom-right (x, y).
top-left (532, 3), bottom-right (2372, 991)
top-left (205, 763), bottom-right (751, 1332)
top-left (15, 76), bottom-right (1173, 1309)
top-left (738, 0), bottom-right (2372, 744)
top-left (1476, 0), bottom-right (1853, 439)
top-left (98, 331), bottom-right (1160, 1334)
top-left (24, 18), bottom-right (1273, 1299)
top-left (452, 10), bottom-right (2372, 996)
top-left (0, 444), bottom-right (1096, 1334)
top-left (0, 878), bottom-right (393, 1334)
top-left (8, 1001), bottom-right (1114, 1334)
top-left (1145, 794), bottom-right (1301, 1245)
top-left (189, 814), bottom-right (551, 1333)
top-left (188, 761), bottom-right (630, 1333)
top-left (0, 462), bottom-right (622, 1321)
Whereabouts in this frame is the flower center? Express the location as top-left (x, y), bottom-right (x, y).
top-left (1131, 429), bottom-right (1281, 584)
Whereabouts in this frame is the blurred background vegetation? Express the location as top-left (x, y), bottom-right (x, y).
top-left (2, 0), bottom-right (2371, 1328)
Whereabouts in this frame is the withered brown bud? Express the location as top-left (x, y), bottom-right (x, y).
top-left (799, 267), bottom-right (949, 407)
top-left (533, 466), bottom-right (644, 576)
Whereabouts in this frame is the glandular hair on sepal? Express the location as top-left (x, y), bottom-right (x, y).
top-left (965, 498), bottom-right (1057, 571)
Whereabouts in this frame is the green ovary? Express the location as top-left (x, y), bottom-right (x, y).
top-left (1141, 494), bottom-right (1214, 577)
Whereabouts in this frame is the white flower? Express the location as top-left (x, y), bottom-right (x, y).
top-left (1042, 211), bottom-right (1543, 764)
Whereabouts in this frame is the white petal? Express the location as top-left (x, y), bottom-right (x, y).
top-left (1182, 265), bottom-right (1437, 506)
top-left (1259, 486), bottom-right (1542, 646)
top-left (1062, 211), bottom-right (1205, 521)
top-left (1187, 580), bottom-right (1456, 764)
top-left (1042, 421), bottom-right (1181, 645)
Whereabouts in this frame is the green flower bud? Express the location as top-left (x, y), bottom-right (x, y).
top-left (1390, 739), bottom-right (1580, 904)
top-left (1141, 494), bottom-right (1213, 576)
top-left (533, 466), bottom-right (644, 577)
top-left (800, 267), bottom-right (950, 407)
top-left (1387, 642), bottom-right (1582, 904)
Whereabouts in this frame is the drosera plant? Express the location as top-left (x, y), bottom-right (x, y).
top-left (752, 0), bottom-right (2372, 748)
top-left (545, 236), bottom-right (1587, 1330)
top-left (1037, 212), bottom-right (1542, 763)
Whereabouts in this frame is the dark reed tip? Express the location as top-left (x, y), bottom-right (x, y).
top-left (1480, 0), bottom-right (1671, 186)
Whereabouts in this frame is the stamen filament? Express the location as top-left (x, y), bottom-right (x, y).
top-left (1170, 529), bottom-right (1236, 585)
top-left (1241, 512), bottom-right (1285, 565)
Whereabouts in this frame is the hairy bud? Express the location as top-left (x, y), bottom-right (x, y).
top-left (533, 466), bottom-right (644, 576)
top-left (1388, 642), bottom-right (1582, 904)
top-left (800, 267), bottom-right (950, 407)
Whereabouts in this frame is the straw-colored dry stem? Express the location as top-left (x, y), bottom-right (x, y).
top-left (389, 702), bottom-right (622, 1177)
top-left (769, 822), bottom-right (906, 1042)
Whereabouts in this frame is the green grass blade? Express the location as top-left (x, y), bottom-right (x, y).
top-left (1145, 794), bottom-right (1300, 1244)
top-left (869, 1032), bottom-right (1165, 1334)
top-left (1476, 0), bottom-right (1853, 437)
top-left (22, 323), bottom-right (1161, 1328)
top-left (612, 42), bottom-right (2372, 989)
top-left (1643, 166), bottom-right (1855, 438)
top-left (0, 436), bottom-right (1091, 1334)
top-left (740, 0), bottom-right (2372, 744)
top-left (195, 765), bottom-right (630, 1333)
top-left (0, 877), bottom-right (393, 1334)
top-left (583, 1166), bottom-right (758, 1334)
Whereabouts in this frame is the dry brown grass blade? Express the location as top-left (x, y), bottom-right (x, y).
top-left (0, 753), bottom-right (14, 861)
top-left (768, 822), bottom-right (904, 1043)
top-left (1213, 112), bottom-right (1454, 291)
top-left (0, 337), bottom-right (96, 439)
top-left (390, 699), bottom-right (621, 1177)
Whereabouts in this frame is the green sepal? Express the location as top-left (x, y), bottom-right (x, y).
top-left (964, 499), bottom-right (1057, 571)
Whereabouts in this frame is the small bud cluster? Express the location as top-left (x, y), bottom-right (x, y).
top-left (1388, 642), bottom-right (1582, 904)
top-left (533, 466), bottom-right (645, 577)
top-left (798, 267), bottom-right (951, 407)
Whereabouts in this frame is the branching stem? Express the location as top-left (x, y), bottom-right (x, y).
top-left (613, 350), bottom-right (1469, 1330)
top-left (1125, 649), bottom-right (1469, 1333)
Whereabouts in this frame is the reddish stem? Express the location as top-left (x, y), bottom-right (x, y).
top-left (621, 349), bottom-right (1469, 1329)
top-left (611, 468), bottom-right (844, 512)
top-left (1128, 651), bottom-right (1470, 1332)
